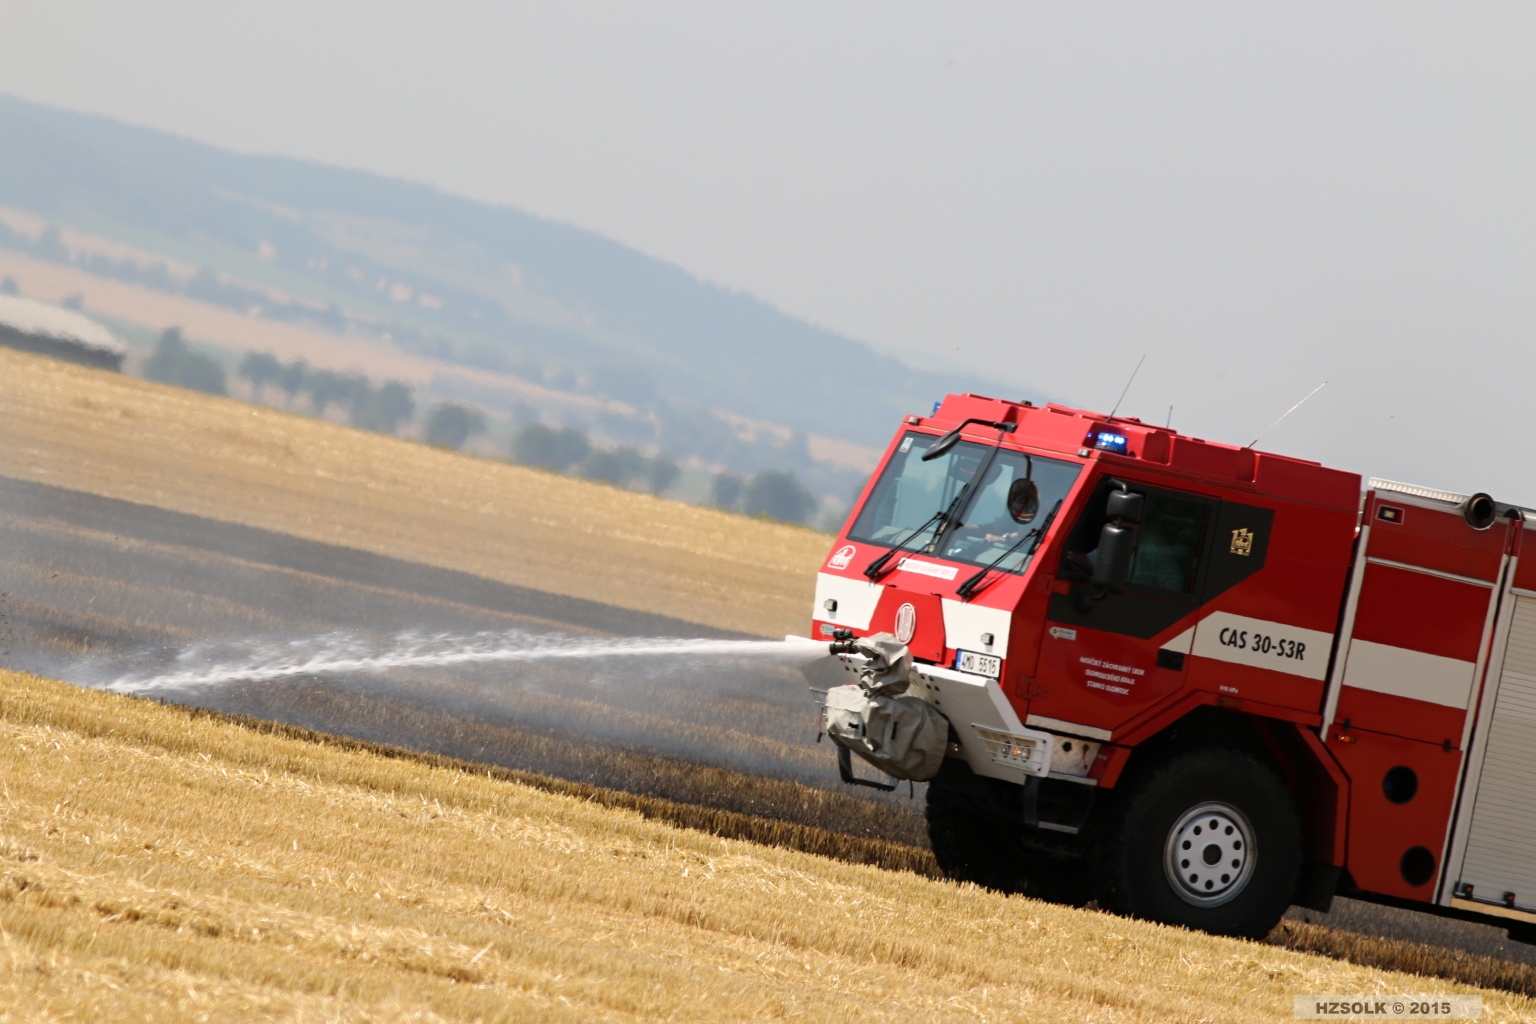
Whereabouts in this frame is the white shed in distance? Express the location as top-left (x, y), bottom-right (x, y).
top-left (0, 294), bottom-right (128, 371)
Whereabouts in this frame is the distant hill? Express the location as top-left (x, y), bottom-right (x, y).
top-left (0, 94), bottom-right (1014, 491)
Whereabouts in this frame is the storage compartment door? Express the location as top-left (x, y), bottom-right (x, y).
top-left (1458, 595), bottom-right (1536, 911)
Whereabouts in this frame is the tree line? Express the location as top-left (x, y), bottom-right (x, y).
top-left (139, 331), bottom-right (823, 524)
top-left (510, 423), bottom-right (679, 495)
top-left (237, 351), bottom-right (417, 434)
top-left (509, 423), bottom-right (816, 523)
top-left (144, 333), bottom-right (486, 447)
top-left (707, 469), bottom-right (818, 524)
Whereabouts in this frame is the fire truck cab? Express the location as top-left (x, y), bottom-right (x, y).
top-left (808, 392), bottom-right (1532, 940)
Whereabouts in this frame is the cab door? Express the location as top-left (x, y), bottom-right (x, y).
top-left (1028, 476), bottom-right (1217, 734)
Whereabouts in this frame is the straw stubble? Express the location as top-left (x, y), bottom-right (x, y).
top-left (0, 668), bottom-right (1530, 1023)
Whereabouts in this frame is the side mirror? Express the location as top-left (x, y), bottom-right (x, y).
top-left (1091, 485), bottom-right (1143, 591)
top-left (1105, 488), bottom-right (1144, 524)
top-left (1007, 478), bottom-right (1040, 523)
top-left (1093, 522), bottom-right (1136, 590)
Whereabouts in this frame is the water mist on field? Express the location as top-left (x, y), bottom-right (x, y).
top-left (56, 629), bottom-right (853, 788)
top-left (0, 480), bottom-right (924, 835)
top-left (100, 631), bottom-right (830, 692)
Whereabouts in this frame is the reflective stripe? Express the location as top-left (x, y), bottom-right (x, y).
top-left (812, 572), bottom-right (884, 631)
top-left (1025, 714), bottom-right (1112, 742)
top-left (1190, 611), bottom-right (1333, 681)
top-left (1340, 639), bottom-right (1476, 708)
top-left (1160, 626), bottom-right (1194, 655)
top-left (941, 599), bottom-right (1012, 654)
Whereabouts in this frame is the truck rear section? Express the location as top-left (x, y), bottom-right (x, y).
top-left (803, 393), bottom-right (1530, 940)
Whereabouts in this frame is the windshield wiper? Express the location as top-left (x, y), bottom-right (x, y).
top-left (863, 486), bottom-right (971, 581)
top-left (955, 498), bottom-right (1063, 600)
top-left (863, 419), bottom-right (1016, 582)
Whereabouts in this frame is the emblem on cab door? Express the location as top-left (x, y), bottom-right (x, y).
top-left (1230, 528), bottom-right (1254, 556)
top-left (828, 544), bottom-right (857, 570)
top-left (895, 603), bottom-right (917, 643)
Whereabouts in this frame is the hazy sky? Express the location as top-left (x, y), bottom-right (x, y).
top-left (3, 3), bottom-right (1535, 503)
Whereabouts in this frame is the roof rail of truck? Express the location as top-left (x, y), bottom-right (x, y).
top-left (1368, 477), bottom-right (1471, 505)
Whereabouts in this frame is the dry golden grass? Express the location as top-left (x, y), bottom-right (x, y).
top-left (2, 667), bottom-right (1530, 1023)
top-left (1268, 920), bottom-right (1536, 1000)
top-left (175, 701), bottom-right (939, 876)
top-left (0, 347), bottom-right (829, 637)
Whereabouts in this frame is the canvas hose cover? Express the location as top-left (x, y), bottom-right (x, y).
top-left (823, 685), bottom-right (948, 782)
top-left (847, 633), bottom-right (912, 697)
top-left (821, 634), bottom-right (947, 782)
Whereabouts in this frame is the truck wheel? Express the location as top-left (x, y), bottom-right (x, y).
top-left (926, 783), bottom-right (1090, 905)
top-left (1086, 747), bottom-right (1300, 939)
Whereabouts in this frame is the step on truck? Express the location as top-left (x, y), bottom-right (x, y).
top-left (800, 392), bottom-right (1535, 940)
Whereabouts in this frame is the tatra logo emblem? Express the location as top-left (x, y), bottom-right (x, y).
top-left (828, 544), bottom-right (857, 570)
top-left (895, 602), bottom-right (917, 644)
top-left (1230, 528), bottom-right (1254, 556)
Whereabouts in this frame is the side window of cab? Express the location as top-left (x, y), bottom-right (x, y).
top-left (1128, 492), bottom-right (1207, 593)
top-left (1058, 478), bottom-right (1212, 595)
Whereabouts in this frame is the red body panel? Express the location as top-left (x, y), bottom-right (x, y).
top-left (1033, 623), bottom-right (1185, 720)
top-left (1334, 689), bottom-right (1465, 750)
top-left (1292, 723), bottom-right (1350, 865)
top-left (1326, 728), bottom-right (1462, 900)
top-left (1368, 500), bottom-right (1507, 582)
top-left (867, 589), bottom-right (946, 663)
top-left (1351, 564), bottom-right (1489, 663)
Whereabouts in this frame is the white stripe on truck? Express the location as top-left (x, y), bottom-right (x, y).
top-left (812, 572), bottom-right (884, 631)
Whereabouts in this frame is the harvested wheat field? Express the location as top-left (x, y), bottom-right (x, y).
top-left (0, 347), bottom-right (827, 638)
top-left (0, 667), bottom-right (1529, 1023)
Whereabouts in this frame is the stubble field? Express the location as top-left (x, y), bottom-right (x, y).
top-left (4, 667), bottom-right (1531, 1022)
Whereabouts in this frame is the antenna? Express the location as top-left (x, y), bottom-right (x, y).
top-left (1246, 381), bottom-right (1327, 450)
top-left (1107, 355), bottom-right (1145, 420)
top-left (1166, 405), bottom-right (1173, 429)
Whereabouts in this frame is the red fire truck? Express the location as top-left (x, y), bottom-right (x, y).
top-left (805, 392), bottom-right (1533, 940)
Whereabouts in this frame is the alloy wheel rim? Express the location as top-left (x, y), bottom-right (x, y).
top-left (1162, 801), bottom-right (1256, 907)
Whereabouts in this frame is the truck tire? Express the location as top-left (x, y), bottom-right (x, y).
top-left (1086, 747), bottom-right (1300, 939)
top-left (926, 784), bottom-right (1090, 905)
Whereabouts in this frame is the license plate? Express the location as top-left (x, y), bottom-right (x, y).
top-left (955, 649), bottom-right (1001, 678)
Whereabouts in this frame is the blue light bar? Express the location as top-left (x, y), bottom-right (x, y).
top-left (1092, 431), bottom-right (1129, 455)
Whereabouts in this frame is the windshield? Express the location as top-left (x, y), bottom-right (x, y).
top-left (939, 448), bottom-right (1080, 572)
top-left (849, 431), bottom-right (1080, 574)
top-left (848, 431), bottom-right (983, 552)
